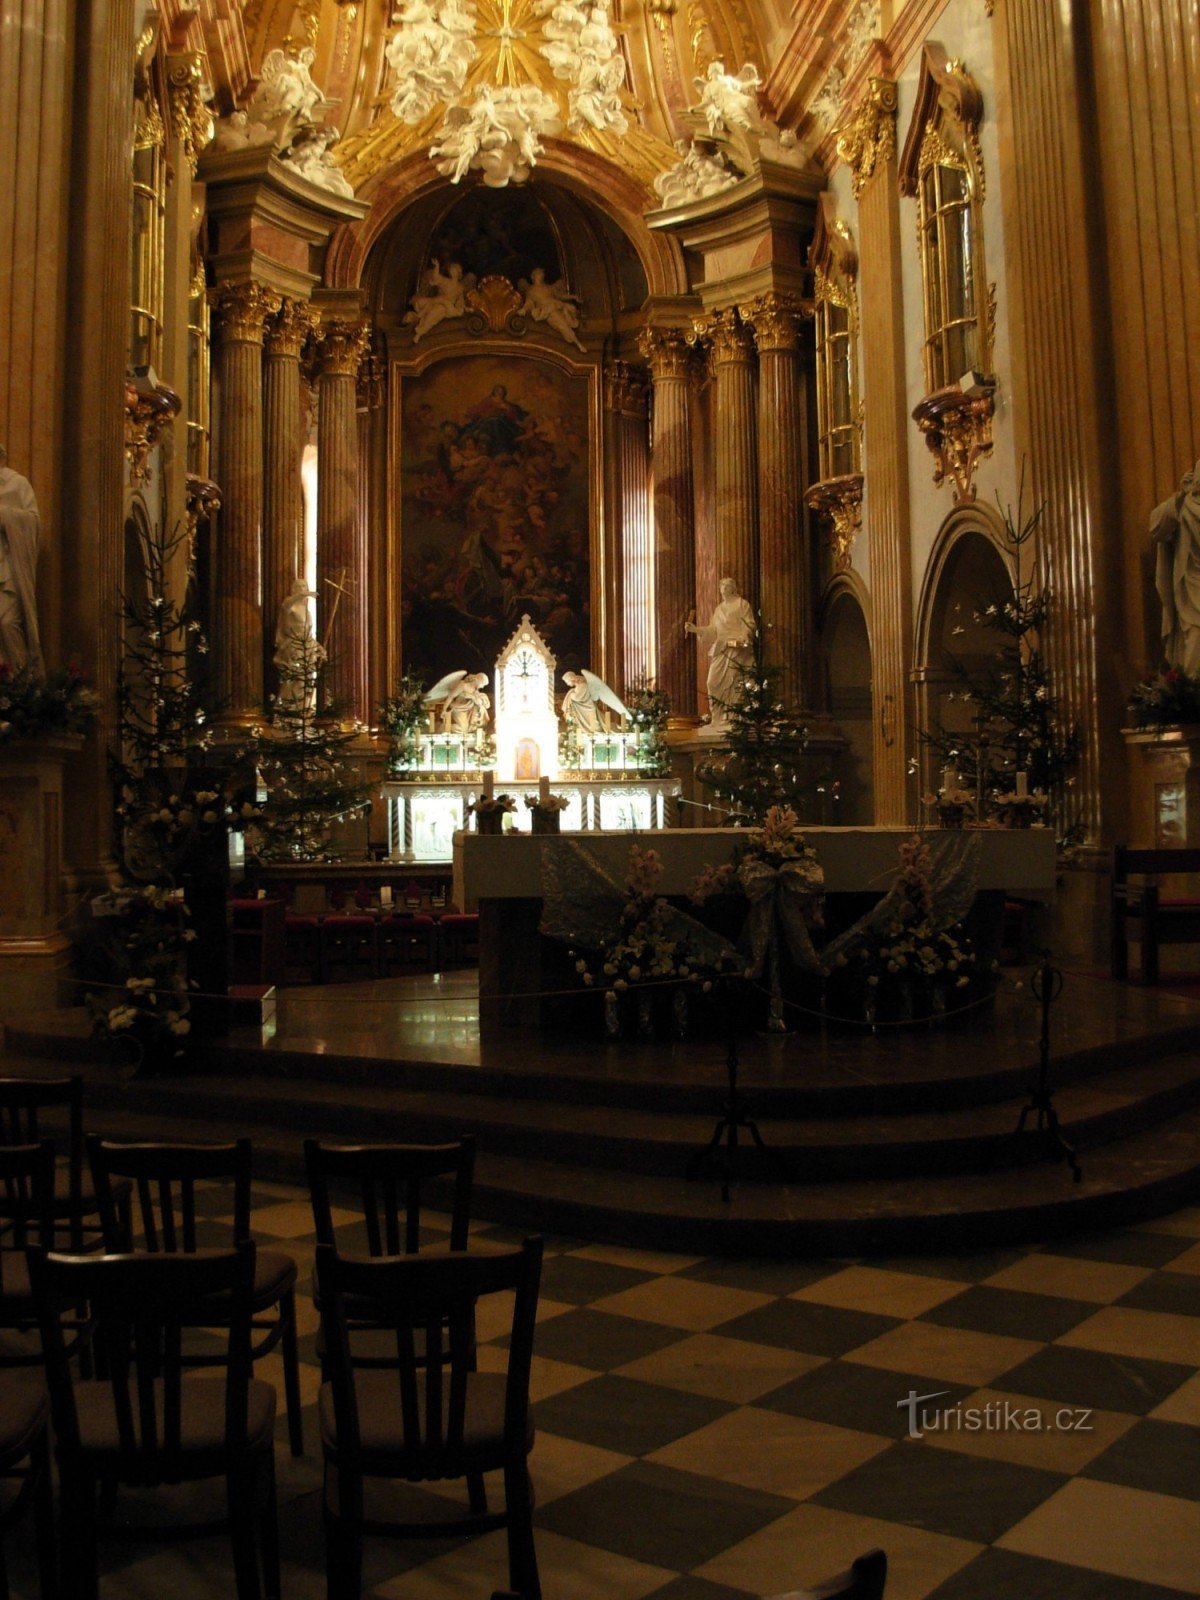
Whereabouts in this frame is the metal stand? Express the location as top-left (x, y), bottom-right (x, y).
top-left (686, 1004), bottom-right (791, 1201)
top-left (1012, 951), bottom-right (1082, 1181)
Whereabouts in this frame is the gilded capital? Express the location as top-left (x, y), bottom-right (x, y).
top-left (318, 319), bottom-right (372, 377)
top-left (703, 308), bottom-right (755, 366)
top-left (266, 298), bottom-right (319, 359)
top-left (638, 327), bottom-right (694, 383)
top-left (743, 294), bottom-right (807, 354)
top-left (166, 53), bottom-right (214, 176)
top-left (837, 77), bottom-right (898, 198)
top-left (604, 360), bottom-right (649, 416)
top-left (212, 281), bottom-right (282, 344)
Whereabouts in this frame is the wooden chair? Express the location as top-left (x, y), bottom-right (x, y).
top-left (1111, 845), bottom-right (1200, 983)
top-left (0, 1375), bottom-right (57, 1600)
top-left (315, 1237), bottom-right (543, 1600)
top-left (767, 1549), bottom-right (887, 1600)
top-left (87, 1138), bottom-right (304, 1458)
top-left (378, 912), bottom-right (437, 973)
top-left (0, 1140), bottom-right (84, 1370)
top-left (29, 1244), bottom-right (279, 1600)
top-left (438, 913), bottom-right (480, 967)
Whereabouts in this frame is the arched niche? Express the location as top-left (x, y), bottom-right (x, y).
top-left (913, 504), bottom-right (1014, 791)
top-left (819, 575), bottom-right (874, 825)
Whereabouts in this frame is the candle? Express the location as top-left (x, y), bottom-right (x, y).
top-left (942, 765), bottom-right (959, 794)
top-left (1016, 770), bottom-right (1028, 798)
top-left (482, 770), bottom-right (494, 800)
top-left (538, 775), bottom-right (550, 805)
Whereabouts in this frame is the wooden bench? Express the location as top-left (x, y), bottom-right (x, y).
top-left (1111, 846), bottom-right (1200, 983)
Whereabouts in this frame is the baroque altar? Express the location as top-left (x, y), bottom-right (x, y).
top-left (383, 615), bottom-right (679, 861)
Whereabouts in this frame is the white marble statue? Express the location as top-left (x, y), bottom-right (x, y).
top-left (281, 125), bottom-right (355, 196)
top-left (387, 0), bottom-right (478, 124)
top-left (425, 670), bottom-right (491, 735)
top-left (687, 576), bottom-right (756, 729)
top-left (538, 0), bottom-right (627, 134)
top-left (273, 578), bottom-right (325, 713)
top-left (653, 139), bottom-right (738, 208)
top-left (209, 110), bottom-right (276, 152)
top-left (0, 445), bottom-right (42, 676)
top-left (404, 259), bottom-right (473, 341)
top-left (694, 60), bottom-right (762, 138)
top-left (519, 268), bottom-right (586, 350)
top-left (1154, 460), bottom-right (1200, 673)
top-left (248, 48), bottom-right (331, 149)
top-left (431, 83), bottom-right (562, 187)
top-left (562, 669), bottom-right (627, 736)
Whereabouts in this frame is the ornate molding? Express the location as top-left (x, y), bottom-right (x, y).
top-left (742, 293), bottom-right (807, 354)
top-left (464, 276), bottom-right (526, 336)
top-left (165, 53), bottom-right (215, 175)
top-left (603, 360), bottom-right (650, 416)
top-left (836, 77), bottom-right (897, 198)
top-left (124, 377), bottom-right (182, 488)
top-left (805, 474), bottom-right (864, 572)
top-left (638, 326), bottom-right (694, 382)
top-left (211, 281), bottom-right (281, 344)
top-left (317, 319), bottom-right (372, 378)
top-left (265, 297), bottom-right (318, 359)
top-left (699, 307), bottom-right (755, 365)
top-left (899, 44), bottom-right (984, 199)
top-left (184, 474), bottom-right (222, 545)
top-left (134, 94), bottom-right (167, 152)
top-left (912, 384), bottom-right (995, 502)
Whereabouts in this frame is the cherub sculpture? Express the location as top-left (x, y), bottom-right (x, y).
top-left (653, 139), bottom-right (738, 208)
top-left (562, 669), bottom-right (628, 736)
top-left (519, 268), bottom-right (585, 350)
top-left (249, 48), bottom-right (331, 149)
top-left (425, 670), bottom-right (491, 735)
top-left (404, 259), bottom-right (473, 341)
top-left (282, 126), bottom-right (354, 197)
top-left (694, 59), bottom-right (762, 137)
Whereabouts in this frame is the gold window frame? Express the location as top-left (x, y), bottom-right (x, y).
top-left (808, 195), bottom-right (862, 484)
top-left (130, 96), bottom-right (167, 373)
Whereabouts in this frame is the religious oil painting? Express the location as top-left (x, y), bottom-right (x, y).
top-left (399, 354), bottom-right (592, 684)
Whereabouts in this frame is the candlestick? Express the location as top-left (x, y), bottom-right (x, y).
top-left (1016, 770), bottom-right (1028, 798)
top-left (482, 770), bottom-right (495, 800)
top-left (538, 775), bottom-right (550, 804)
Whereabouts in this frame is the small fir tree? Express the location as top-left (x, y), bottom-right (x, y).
top-left (696, 627), bottom-right (810, 825)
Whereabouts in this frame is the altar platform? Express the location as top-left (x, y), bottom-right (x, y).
top-left (11, 964), bottom-right (1200, 1257)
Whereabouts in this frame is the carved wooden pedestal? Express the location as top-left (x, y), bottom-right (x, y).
top-left (1123, 726), bottom-right (1200, 848)
top-left (0, 736), bottom-right (83, 1012)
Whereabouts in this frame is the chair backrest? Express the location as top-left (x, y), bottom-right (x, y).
top-left (0, 1076), bottom-right (85, 1245)
top-left (88, 1137), bottom-right (252, 1253)
top-left (316, 1237), bottom-right (541, 1472)
top-left (305, 1137), bottom-right (475, 1255)
top-left (0, 1141), bottom-right (54, 1301)
top-left (1114, 845), bottom-right (1200, 881)
top-left (29, 1244), bottom-right (256, 1478)
top-left (768, 1549), bottom-right (887, 1600)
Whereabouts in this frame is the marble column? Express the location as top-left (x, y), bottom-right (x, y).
top-left (316, 318), bottom-right (370, 721)
top-left (213, 281), bottom-right (279, 721)
top-left (841, 79), bottom-right (913, 824)
top-left (705, 309), bottom-right (759, 608)
top-left (746, 295), bottom-right (810, 707)
top-left (640, 328), bottom-right (697, 718)
top-left (263, 297), bottom-right (312, 696)
top-left (604, 361), bottom-right (653, 693)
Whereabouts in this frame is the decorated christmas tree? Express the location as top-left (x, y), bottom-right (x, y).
top-left (696, 627), bottom-right (810, 826)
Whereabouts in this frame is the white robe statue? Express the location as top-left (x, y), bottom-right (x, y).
top-left (274, 578), bottom-right (325, 712)
top-left (1153, 460), bottom-right (1200, 674)
top-left (562, 669), bottom-right (626, 736)
top-left (687, 576), bottom-right (756, 729)
top-left (0, 446), bottom-right (43, 675)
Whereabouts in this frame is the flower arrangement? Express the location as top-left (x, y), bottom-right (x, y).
top-left (690, 859), bottom-right (739, 905)
top-left (991, 787), bottom-right (1048, 829)
top-left (745, 805), bottom-right (819, 869)
top-left (924, 785), bottom-right (975, 829)
top-left (579, 845), bottom-right (718, 995)
top-left (379, 672), bottom-right (428, 772)
top-left (524, 793), bottom-right (570, 813)
top-left (625, 678), bottom-right (672, 776)
top-left (1126, 666), bottom-right (1200, 730)
top-left (468, 793), bottom-right (516, 816)
top-left (0, 660), bottom-right (99, 743)
top-left (80, 886), bottom-right (194, 1066)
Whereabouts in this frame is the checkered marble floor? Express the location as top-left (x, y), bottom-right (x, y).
top-left (5, 1185), bottom-right (1200, 1600)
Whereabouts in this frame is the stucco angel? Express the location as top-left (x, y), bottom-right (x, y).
top-left (425, 670), bottom-right (492, 736)
top-left (250, 48), bottom-right (331, 147)
top-left (562, 670), bottom-right (628, 737)
top-left (404, 259), bottom-right (474, 341)
top-left (693, 60), bottom-right (762, 138)
top-left (387, 0), bottom-right (478, 124)
top-left (519, 268), bottom-right (586, 350)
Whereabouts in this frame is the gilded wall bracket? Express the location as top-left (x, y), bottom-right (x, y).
top-left (804, 473), bottom-right (864, 571)
top-left (124, 375), bottom-right (181, 488)
top-left (911, 383), bottom-right (995, 502)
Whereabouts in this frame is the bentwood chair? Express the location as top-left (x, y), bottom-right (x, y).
top-left (0, 1142), bottom-right (62, 1367)
top-left (86, 1138), bottom-right (304, 1457)
top-left (315, 1238), bottom-right (543, 1600)
top-left (29, 1245), bottom-right (279, 1600)
top-left (0, 1374), bottom-right (56, 1600)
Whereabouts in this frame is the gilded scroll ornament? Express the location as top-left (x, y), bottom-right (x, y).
top-left (804, 474), bottom-right (863, 572)
top-left (836, 78), bottom-right (897, 198)
top-left (700, 307), bottom-right (755, 364)
top-left (166, 53), bottom-right (215, 175)
top-left (124, 377), bottom-right (181, 489)
top-left (266, 298), bottom-right (319, 359)
top-left (464, 275), bottom-right (526, 335)
top-left (911, 385), bottom-right (995, 503)
top-left (604, 360), bottom-right (649, 416)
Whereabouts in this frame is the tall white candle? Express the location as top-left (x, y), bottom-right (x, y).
top-left (482, 770), bottom-right (495, 800)
top-left (1016, 770), bottom-right (1028, 798)
top-left (942, 765), bottom-right (958, 794)
top-left (538, 775), bottom-right (550, 805)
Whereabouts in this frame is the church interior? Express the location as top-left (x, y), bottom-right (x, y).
top-left (1, 0), bottom-right (1199, 1596)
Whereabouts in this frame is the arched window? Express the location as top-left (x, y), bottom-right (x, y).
top-left (805, 195), bottom-right (864, 570)
top-left (130, 90), bottom-right (167, 371)
top-left (185, 261), bottom-right (211, 477)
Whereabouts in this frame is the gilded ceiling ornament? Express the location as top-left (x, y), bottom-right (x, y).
top-left (743, 292), bottom-right (806, 353)
top-left (317, 319), bottom-right (372, 376)
top-left (134, 96), bottom-right (167, 152)
top-left (464, 274), bottom-right (526, 333)
top-left (804, 475), bottom-right (863, 572)
top-left (836, 77), bottom-right (897, 197)
top-left (166, 53), bottom-right (215, 175)
top-left (211, 282), bottom-right (283, 343)
top-left (387, 0), bottom-right (479, 124)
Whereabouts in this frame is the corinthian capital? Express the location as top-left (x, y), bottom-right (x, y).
top-left (836, 77), bottom-right (898, 198)
top-left (604, 360), bottom-right (649, 416)
top-left (701, 307), bottom-right (755, 365)
top-left (212, 281), bottom-right (282, 343)
top-left (266, 298), bottom-right (320, 359)
top-left (638, 327), bottom-right (694, 382)
top-left (318, 319), bottom-right (372, 377)
top-left (743, 293), bottom-right (808, 354)
top-left (166, 52), bottom-right (214, 176)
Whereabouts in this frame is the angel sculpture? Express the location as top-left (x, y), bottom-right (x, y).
top-left (282, 126), bottom-right (354, 197)
top-left (404, 260), bottom-right (473, 342)
top-left (694, 59), bottom-right (762, 138)
top-left (249, 48), bottom-right (331, 148)
top-left (432, 83), bottom-right (562, 187)
top-left (570, 52), bottom-right (627, 134)
top-left (387, 0), bottom-right (478, 124)
top-left (519, 268), bottom-right (586, 350)
top-left (424, 670), bottom-right (491, 736)
top-left (562, 670), bottom-right (627, 736)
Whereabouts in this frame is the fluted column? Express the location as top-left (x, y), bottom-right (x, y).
top-left (262, 297), bottom-right (313, 696)
top-left (840, 79), bottom-right (913, 823)
top-left (746, 295), bottom-right (810, 706)
top-left (316, 318), bottom-right (370, 720)
top-left (704, 309), bottom-right (759, 607)
top-left (603, 361), bottom-right (653, 693)
top-left (640, 328), bottom-right (697, 718)
top-left (213, 281), bottom-right (279, 721)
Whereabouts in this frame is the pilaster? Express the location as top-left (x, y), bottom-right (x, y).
top-left (640, 328), bottom-right (698, 719)
top-left (316, 317), bottom-right (371, 721)
top-left (702, 309), bottom-right (759, 610)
